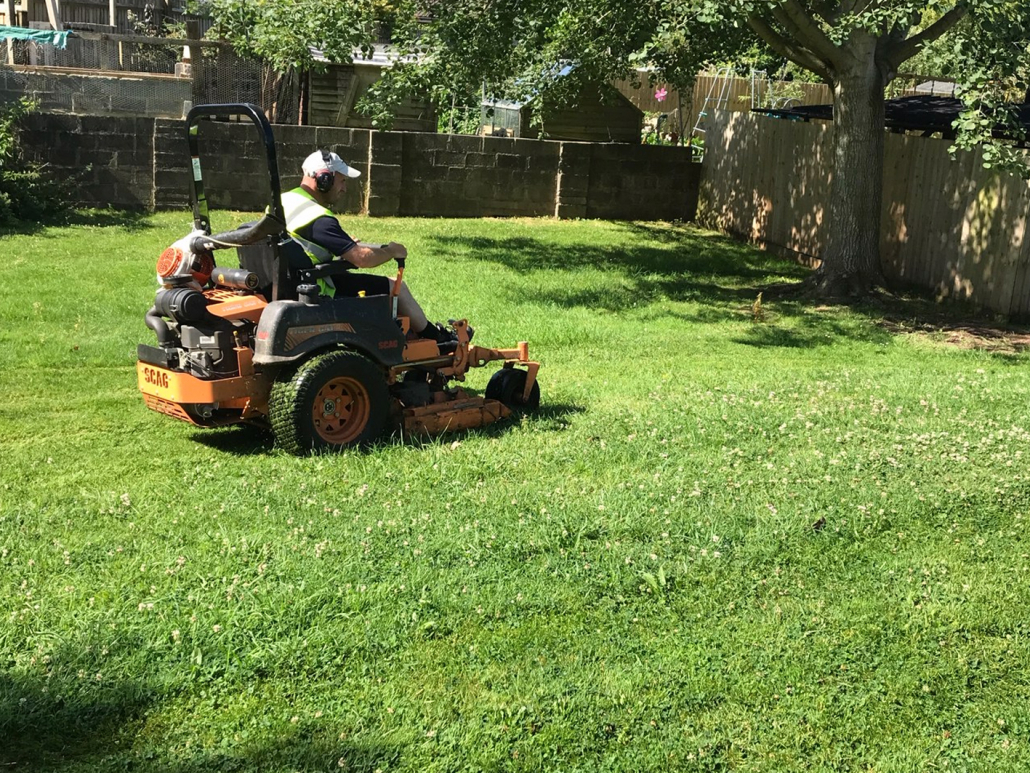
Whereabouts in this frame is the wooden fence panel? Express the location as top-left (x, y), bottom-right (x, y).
top-left (909, 137), bottom-right (942, 291)
top-left (986, 166), bottom-right (1029, 312)
top-left (698, 110), bottom-right (829, 263)
top-left (1012, 218), bottom-right (1030, 318)
top-left (880, 132), bottom-right (913, 278)
top-left (787, 118), bottom-right (830, 260)
top-left (699, 110), bottom-right (1030, 316)
top-left (766, 119), bottom-right (792, 254)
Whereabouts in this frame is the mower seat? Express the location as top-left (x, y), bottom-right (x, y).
top-left (235, 226), bottom-right (309, 301)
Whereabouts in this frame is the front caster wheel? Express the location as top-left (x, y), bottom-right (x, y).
top-left (485, 368), bottom-right (540, 412)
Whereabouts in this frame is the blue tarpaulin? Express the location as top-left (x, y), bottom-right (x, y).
top-left (0, 25), bottom-right (71, 49)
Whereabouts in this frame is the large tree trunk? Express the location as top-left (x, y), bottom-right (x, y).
top-left (812, 61), bottom-right (887, 296)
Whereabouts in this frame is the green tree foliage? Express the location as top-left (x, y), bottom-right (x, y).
top-left (198, 1), bottom-right (1029, 295)
top-left (0, 99), bottom-right (69, 228)
top-left (940, 3), bottom-right (1030, 176)
top-left (371, 1), bottom-right (1030, 295)
top-left (364, 1), bottom-right (684, 123)
top-left (203, 0), bottom-right (378, 71)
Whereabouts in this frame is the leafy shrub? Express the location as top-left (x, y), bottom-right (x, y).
top-left (0, 98), bottom-right (71, 227)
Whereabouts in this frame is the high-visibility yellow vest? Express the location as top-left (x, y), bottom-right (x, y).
top-left (282, 187), bottom-right (338, 295)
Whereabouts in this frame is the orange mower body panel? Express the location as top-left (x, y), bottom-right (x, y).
top-left (137, 362), bottom-right (271, 426)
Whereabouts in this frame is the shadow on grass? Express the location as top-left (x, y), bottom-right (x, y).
top-left (729, 299), bottom-right (897, 349)
top-left (0, 671), bottom-right (153, 769)
top-left (434, 229), bottom-right (817, 333)
top-left (1, 671), bottom-right (400, 772)
top-left (532, 280), bottom-right (761, 314)
top-left (166, 735), bottom-right (402, 773)
top-left (191, 403), bottom-right (584, 457)
top-left (733, 322), bottom-right (888, 349)
top-left (401, 401), bottom-right (586, 449)
top-left (432, 229), bottom-right (903, 348)
top-left (66, 209), bottom-right (155, 231)
top-left (435, 226), bottom-right (797, 281)
top-left (433, 224), bottom-right (1030, 351)
top-left (191, 423), bottom-right (275, 456)
top-left (0, 209), bottom-right (154, 237)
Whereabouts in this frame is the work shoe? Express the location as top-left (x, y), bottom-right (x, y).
top-left (419, 321), bottom-right (475, 344)
top-left (446, 319), bottom-right (475, 342)
top-left (418, 322), bottom-right (457, 343)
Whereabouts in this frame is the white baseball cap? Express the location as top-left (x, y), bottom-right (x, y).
top-left (302, 150), bottom-right (361, 179)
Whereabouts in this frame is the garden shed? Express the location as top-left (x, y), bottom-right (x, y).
top-left (482, 71), bottom-right (642, 143)
top-left (307, 45), bottom-right (435, 132)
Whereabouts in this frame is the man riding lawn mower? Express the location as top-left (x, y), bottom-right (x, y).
top-left (284, 147), bottom-right (459, 345)
top-left (136, 103), bottom-right (540, 454)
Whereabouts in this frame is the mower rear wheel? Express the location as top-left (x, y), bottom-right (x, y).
top-left (486, 368), bottom-right (540, 412)
top-left (269, 350), bottom-right (390, 455)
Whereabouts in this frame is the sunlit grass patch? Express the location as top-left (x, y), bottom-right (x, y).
top-left (2, 213), bottom-right (1030, 771)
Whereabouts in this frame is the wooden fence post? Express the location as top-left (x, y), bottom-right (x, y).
top-left (4, 0), bottom-right (15, 65)
top-left (42, 0), bottom-right (61, 30)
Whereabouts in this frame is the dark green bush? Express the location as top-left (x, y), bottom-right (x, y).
top-left (0, 98), bottom-right (71, 227)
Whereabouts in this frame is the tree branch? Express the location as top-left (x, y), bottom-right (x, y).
top-left (887, 22), bottom-right (910, 46)
top-left (875, 22), bottom-right (910, 81)
top-left (769, 0), bottom-right (844, 68)
top-left (810, 1), bottom-right (843, 25)
top-left (887, 5), bottom-right (968, 68)
top-left (747, 13), bottom-right (833, 82)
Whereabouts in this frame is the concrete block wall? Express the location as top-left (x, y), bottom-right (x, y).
top-left (397, 133), bottom-right (560, 218)
top-left (17, 113), bottom-right (155, 210)
top-left (152, 118), bottom-right (190, 210)
top-left (555, 142), bottom-right (592, 219)
top-left (17, 112), bottom-right (700, 222)
top-left (366, 131), bottom-right (404, 216)
top-left (152, 120), bottom-right (370, 215)
top-left (584, 143), bottom-right (699, 221)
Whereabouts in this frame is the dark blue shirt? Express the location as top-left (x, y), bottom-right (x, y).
top-left (295, 215), bottom-right (357, 265)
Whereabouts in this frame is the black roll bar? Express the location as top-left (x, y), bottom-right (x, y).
top-left (184, 103), bottom-right (292, 301)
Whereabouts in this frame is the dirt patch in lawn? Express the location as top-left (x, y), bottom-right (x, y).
top-left (800, 289), bottom-right (1030, 354)
top-left (878, 317), bottom-right (1030, 353)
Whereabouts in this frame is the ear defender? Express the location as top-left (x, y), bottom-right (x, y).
top-left (315, 149), bottom-right (335, 193)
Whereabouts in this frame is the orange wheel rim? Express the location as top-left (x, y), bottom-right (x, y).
top-left (311, 376), bottom-right (370, 444)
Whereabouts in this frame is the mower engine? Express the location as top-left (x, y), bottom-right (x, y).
top-left (165, 314), bottom-right (243, 380)
top-left (144, 233), bottom-right (264, 381)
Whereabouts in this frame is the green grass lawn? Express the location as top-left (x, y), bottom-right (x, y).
top-left (3, 211), bottom-right (1030, 772)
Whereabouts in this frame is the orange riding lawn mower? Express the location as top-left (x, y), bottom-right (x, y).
top-left (136, 103), bottom-right (540, 454)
